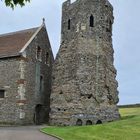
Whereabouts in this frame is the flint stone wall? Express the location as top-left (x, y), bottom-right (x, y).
top-left (0, 26), bottom-right (54, 125)
top-left (50, 0), bottom-right (120, 126)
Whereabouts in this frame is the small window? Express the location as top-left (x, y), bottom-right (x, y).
top-left (45, 52), bottom-right (49, 64)
top-left (90, 15), bottom-right (94, 27)
top-left (40, 75), bottom-right (43, 93)
top-left (36, 46), bottom-right (42, 61)
top-left (109, 20), bottom-right (112, 31)
top-left (0, 90), bottom-right (5, 98)
top-left (68, 19), bottom-right (71, 30)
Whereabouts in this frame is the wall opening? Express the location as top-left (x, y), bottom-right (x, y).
top-left (68, 19), bottom-right (71, 30)
top-left (76, 119), bottom-right (83, 126)
top-left (96, 120), bottom-right (102, 125)
top-left (107, 94), bottom-right (112, 101)
top-left (34, 104), bottom-right (43, 125)
top-left (45, 52), bottom-right (49, 64)
top-left (40, 75), bottom-right (43, 94)
top-left (59, 91), bottom-right (63, 94)
top-left (88, 94), bottom-right (92, 99)
top-left (109, 20), bottom-right (112, 31)
top-left (106, 20), bottom-right (112, 32)
top-left (105, 85), bottom-right (113, 104)
top-left (36, 46), bottom-right (42, 61)
top-left (86, 120), bottom-right (92, 125)
top-left (90, 15), bottom-right (94, 27)
top-left (0, 90), bottom-right (5, 98)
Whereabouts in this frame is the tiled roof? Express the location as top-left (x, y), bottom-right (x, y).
top-left (0, 27), bottom-right (38, 58)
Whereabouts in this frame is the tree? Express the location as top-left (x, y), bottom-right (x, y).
top-left (4, 0), bottom-right (30, 8)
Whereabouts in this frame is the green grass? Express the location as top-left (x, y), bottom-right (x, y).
top-left (41, 107), bottom-right (140, 140)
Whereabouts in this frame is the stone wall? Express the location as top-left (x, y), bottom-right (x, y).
top-left (23, 25), bottom-right (54, 124)
top-left (0, 57), bottom-right (20, 124)
top-left (0, 25), bottom-right (54, 125)
top-left (50, 0), bottom-right (120, 126)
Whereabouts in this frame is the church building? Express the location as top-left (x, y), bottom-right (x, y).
top-left (0, 21), bottom-right (54, 125)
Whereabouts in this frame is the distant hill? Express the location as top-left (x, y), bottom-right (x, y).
top-left (118, 104), bottom-right (140, 108)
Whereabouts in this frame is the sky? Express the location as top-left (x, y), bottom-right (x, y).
top-left (0, 0), bottom-right (140, 105)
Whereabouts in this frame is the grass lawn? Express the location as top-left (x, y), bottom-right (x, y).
top-left (41, 107), bottom-right (140, 140)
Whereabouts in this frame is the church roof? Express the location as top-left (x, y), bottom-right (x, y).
top-left (0, 26), bottom-right (39, 58)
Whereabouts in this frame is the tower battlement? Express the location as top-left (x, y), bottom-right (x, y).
top-left (61, 0), bottom-right (114, 45)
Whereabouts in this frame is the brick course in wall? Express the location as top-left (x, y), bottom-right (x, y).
top-left (0, 24), bottom-right (54, 125)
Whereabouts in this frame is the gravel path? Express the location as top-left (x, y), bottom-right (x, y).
top-left (0, 126), bottom-right (58, 140)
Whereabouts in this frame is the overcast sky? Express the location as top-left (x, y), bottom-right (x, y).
top-left (0, 0), bottom-right (140, 105)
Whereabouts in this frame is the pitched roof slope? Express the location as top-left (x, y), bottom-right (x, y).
top-left (0, 27), bottom-right (38, 58)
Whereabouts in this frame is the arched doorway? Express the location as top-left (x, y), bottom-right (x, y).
top-left (96, 120), bottom-right (102, 125)
top-left (34, 104), bottom-right (43, 125)
top-left (76, 119), bottom-right (83, 126)
top-left (86, 120), bottom-right (92, 125)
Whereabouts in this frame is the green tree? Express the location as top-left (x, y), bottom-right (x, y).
top-left (4, 0), bottom-right (30, 8)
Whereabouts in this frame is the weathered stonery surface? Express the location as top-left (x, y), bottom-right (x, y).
top-left (50, 0), bottom-right (120, 126)
top-left (0, 24), bottom-right (54, 125)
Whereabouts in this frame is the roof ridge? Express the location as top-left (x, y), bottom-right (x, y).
top-left (20, 24), bottom-right (45, 53)
top-left (0, 27), bottom-right (39, 38)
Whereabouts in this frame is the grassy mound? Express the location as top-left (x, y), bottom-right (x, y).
top-left (41, 107), bottom-right (140, 140)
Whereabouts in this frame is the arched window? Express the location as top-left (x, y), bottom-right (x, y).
top-left (68, 19), bottom-right (71, 30)
top-left (36, 46), bottom-right (42, 61)
top-left (90, 15), bottom-right (94, 27)
top-left (45, 52), bottom-right (49, 64)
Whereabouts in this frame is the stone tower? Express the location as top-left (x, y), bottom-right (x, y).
top-left (50, 0), bottom-right (120, 126)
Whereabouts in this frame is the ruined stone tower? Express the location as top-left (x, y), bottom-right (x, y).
top-left (49, 0), bottom-right (120, 126)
